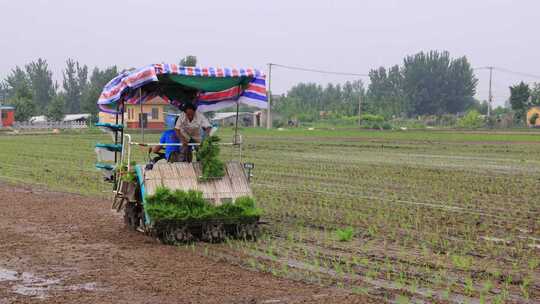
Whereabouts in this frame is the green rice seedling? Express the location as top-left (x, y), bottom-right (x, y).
top-left (451, 254), bottom-right (472, 271)
top-left (334, 227), bottom-right (354, 242)
top-left (366, 269), bottom-right (378, 279)
top-left (464, 276), bottom-right (475, 296)
top-left (302, 246), bottom-right (309, 258)
top-left (145, 187), bottom-right (261, 223)
top-left (333, 261), bottom-right (343, 277)
top-left (424, 289), bottom-right (433, 300)
top-left (482, 279), bottom-right (493, 294)
top-left (396, 295), bottom-right (410, 304)
top-left (442, 288), bottom-right (450, 301)
top-left (270, 266), bottom-right (279, 276)
top-left (398, 271), bottom-right (406, 287)
top-left (359, 257), bottom-right (369, 267)
top-left (248, 258), bottom-right (257, 269)
top-left (493, 295), bottom-right (505, 304)
top-left (528, 257), bottom-right (539, 271)
top-left (196, 135), bottom-right (225, 181)
top-left (479, 293), bottom-right (487, 304)
top-left (280, 263), bottom-right (289, 276)
top-left (519, 276), bottom-right (530, 299)
top-left (351, 286), bottom-right (369, 295)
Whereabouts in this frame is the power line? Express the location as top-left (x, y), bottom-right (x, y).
top-left (271, 63), bottom-right (369, 77)
top-left (272, 63), bottom-right (538, 80)
top-left (474, 66), bottom-right (540, 80)
top-left (492, 67), bottom-right (540, 80)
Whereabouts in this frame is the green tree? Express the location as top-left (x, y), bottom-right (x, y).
top-left (493, 106), bottom-right (510, 116)
top-left (402, 51), bottom-right (477, 115)
top-left (445, 56), bottom-right (477, 113)
top-left (180, 55), bottom-right (197, 67)
top-left (509, 82), bottom-right (530, 121)
top-left (3, 67), bottom-right (36, 121)
top-left (10, 97), bottom-right (36, 121)
top-left (25, 58), bottom-right (56, 113)
top-left (340, 80), bottom-right (365, 116)
top-left (81, 66), bottom-right (118, 120)
top-left (0, 82), bottom-right (8, 101)
top-left (280, 83), bottom-right (323, 120)
top-left (367, 65), bottom-right (405, 117)
top-left (458, 109), bottom-right (484, 128)
top-left (47, 93), bottom-right (66, 121)
top-left (63, 58), bottom-right (88, 114)
top-left (530, 83), bottom-right (540, 106)
top-left (4, 66), bottom-right (32, 100)
top-left (274, 80), bottom-right (365, 122)
top-left (468, 100), bottom-right (489, 115)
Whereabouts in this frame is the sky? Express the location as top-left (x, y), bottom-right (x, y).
top-left (1, 0), bottom-right (539, 107)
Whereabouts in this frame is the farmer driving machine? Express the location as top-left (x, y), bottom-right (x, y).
top-left (94, 64), bottom-right (268, 243)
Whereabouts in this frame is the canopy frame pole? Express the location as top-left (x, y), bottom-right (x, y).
top-left (139, 88), bottom-right (144, 143)
top-left (232, 84), bottom-right (243, 161)
top-left (234, 101), bottom-right (240, 144)
top-left (234, 100), bottom-right (241, 162)
top-left (114, 103), bottom-right (119, 164)
top-left (267, 63), bottom-right (272, 129)
top-left (120, 101), bottom-right (124, 146)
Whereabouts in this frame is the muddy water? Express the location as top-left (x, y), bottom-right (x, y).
top-left (0, 268), bottom-right (18, 282)
top-left (0, 266), bottom-right (98, 299)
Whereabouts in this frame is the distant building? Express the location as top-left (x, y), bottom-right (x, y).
top-left (526, 106), bottom-right (540, 128)
top-left (29, 116), bottom-right (47, 123)
top-left (0, 106), bottom-right (15, 127)
top-left (212, 112), bottom-right (254, 127)
top-left (98, 96), bottom-right (168, 129)
top-left (30, 113), bottom-right (91, 123)
top-left (64, 114), bottom-right (91, 122)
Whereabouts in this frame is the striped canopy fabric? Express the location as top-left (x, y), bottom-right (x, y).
top-left (97, 64), bottom-right (268, 113)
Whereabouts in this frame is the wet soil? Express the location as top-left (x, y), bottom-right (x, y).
top-left (0, 182), bottom-right (374, 304)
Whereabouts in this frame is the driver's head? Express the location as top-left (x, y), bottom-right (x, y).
top-left (183, 103), bottom-right (196, 120)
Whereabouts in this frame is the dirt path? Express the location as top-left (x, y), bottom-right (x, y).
top-left (0, 183), bottom-right (372, 304)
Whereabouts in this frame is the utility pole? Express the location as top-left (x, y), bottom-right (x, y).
top-left (266, 63), bottom-right (272, 129)
top-left (0, 89), bottom-right (4, 128)
top-left (488, 66), bottom-right (493, 117)
top-left (358, 94), bottom-right (362, 126)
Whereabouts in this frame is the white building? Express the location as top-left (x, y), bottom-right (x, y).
top-left (30, 113), bottom-right (91, 123)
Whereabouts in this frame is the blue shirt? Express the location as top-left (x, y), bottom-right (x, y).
top-left (159, 129), bottom-right (180, 160)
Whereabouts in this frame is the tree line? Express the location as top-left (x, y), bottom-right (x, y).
top-left (275, 50), bottom-right (481, 121)
top-left (0, 56), bottom-right (197, 122)
top-left (273, 81), bottom-right (364, 122)
top-left (0, 58), bottom-right (118, 122)
top-left (2, 53), bottom-right (537, 125)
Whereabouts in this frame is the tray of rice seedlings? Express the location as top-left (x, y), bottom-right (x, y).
top-left (146, 187), bottom-right (262, 243)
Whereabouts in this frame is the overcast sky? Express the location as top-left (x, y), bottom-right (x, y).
top-left (1, 0), bottom-right (539, 107)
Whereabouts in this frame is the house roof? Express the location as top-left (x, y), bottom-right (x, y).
top-left (212, 112), bottom-right (252, 121)
top-left (64, 114), bottom-right (91, 121)
top-left (30, 115), bottom-right (46, 123)
top-left (124, 96), bottom-right (169, 106)
top-left (30, 113), bottom-right (91, 122)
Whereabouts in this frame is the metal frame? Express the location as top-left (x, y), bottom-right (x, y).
top-left (121, 134), bottom-right (239, 173)
top-left (113, 83), bottom-right (246, 193)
